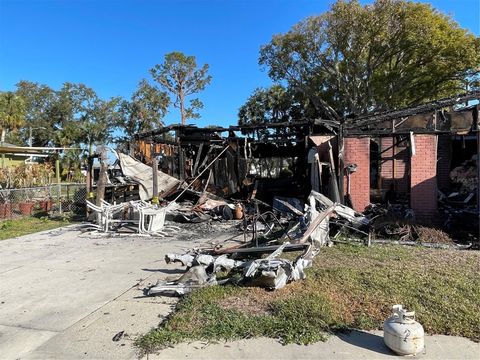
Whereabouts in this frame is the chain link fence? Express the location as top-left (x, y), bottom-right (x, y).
top-left (0, 183), bottom-right (87, 220)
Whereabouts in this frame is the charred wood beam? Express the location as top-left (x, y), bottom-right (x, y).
top-left (155, 139), bottom-right (179, 146)
top-left (213, 243), bottom-right (309, 255)
top-left (346, 91), bottom-right (480, 130)
top-left (135, 119), bottom-right (338, 140)
top-left (197, 145), bottom-right (214, 174)
top-left (192, 142), bottom-right (204, 176)
top-left (345, 129), bottom-right (468, 136)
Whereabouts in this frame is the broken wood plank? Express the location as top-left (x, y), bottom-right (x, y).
top-left (328, 141), bottom-right (341, 203)
top-left (299, 205), bottom-right (336, 243)
top-left (213, 243), bottom-right (309, 255)
top-left (192, 143), bottom-right (204, 176)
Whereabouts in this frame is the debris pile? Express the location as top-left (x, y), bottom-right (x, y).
top-left (145, 191), bottom-right (369, 295)
top-left (437, 154), bottom-right (478, 242)
top-left (370, 221), bottom-right (453, 245)
top-left (413, 226), bottom-right (453, 245)
top-left (449, 154), bottom-right (478, 194)
top-left (84, 139), bottom-right (475, 297)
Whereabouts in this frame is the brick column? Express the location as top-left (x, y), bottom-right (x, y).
top-left (343, 137), bottom-right (370, 212)
top-left (410, 135), bottom-right (438, 223)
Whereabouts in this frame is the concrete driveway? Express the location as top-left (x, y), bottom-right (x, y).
top-left (0, 225), bottom-right (194, 359)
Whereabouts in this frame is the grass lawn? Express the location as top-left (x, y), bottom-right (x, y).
top-left (0, 216), bottom-right (70, 240)
top-left (137, 244), bottom-right (480, 353)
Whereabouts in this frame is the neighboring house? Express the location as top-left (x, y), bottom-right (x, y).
top-left (0, 142), bottom-right (45, 168)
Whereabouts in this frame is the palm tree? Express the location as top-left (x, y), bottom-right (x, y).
top-left (0, 92), bottom-right (25, 143)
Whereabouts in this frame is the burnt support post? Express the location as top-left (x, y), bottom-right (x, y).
top-left (96, 146), bottom-right (108, 207)
top-left (85, 155), bottom-right (94, 217)
top-left (338, 121), bottom-right (345, 204)
top-left (474, 105), bottom-right (479, 247)
top-left (85, 159), bottom-right (91, 198)
top-left (151, 143), bottom-right (159, 205)
top-left (179, 148), bottom-right (185, 181)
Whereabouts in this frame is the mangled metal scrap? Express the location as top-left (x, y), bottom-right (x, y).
top-left (145, 190), bottom-right (371, 296)
top-left (150, 242), bottom-right (315, 295)
top-left (147, 253), bottom-right (244, 296)
top-left (165, 253), bottom-right (195, 267)
top-left (165, 253), bottom-right (242, 271)
top-left (147, 265), bottom-right (217, 296)
top-left (308, 190), bottom-right (369, 227)
top-left (147, 207), bottom-right (334, 295)
top-left (241, 242), bottom-right (314, 290)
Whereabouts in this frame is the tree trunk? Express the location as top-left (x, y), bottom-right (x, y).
top-left (180, 90), bottom-right (186, 125)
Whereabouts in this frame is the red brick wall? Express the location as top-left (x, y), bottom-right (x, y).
top-left (343, 137), bottom-right (370, 212)
top-left (379, 136), bottom-right (409, 196)
top-left (436, 135), bottom-right (451, 191)
top-left (411, 135), bottom-right (438, 223)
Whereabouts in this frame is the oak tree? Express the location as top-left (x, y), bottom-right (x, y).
top-left (259, 0), bottom-right (480, 119)
top-left (238, 84), bottom-right (316, 125)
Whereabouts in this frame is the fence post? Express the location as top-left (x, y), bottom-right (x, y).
top-left (66, 184), bottom-right (70, 211)
top-left (49, 184), bottom-right (53, 215)
top-left (56, 159), bottom-right (62, 215)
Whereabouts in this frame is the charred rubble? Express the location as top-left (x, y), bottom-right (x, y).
top-left (84, 91), bottom-right (479, 293)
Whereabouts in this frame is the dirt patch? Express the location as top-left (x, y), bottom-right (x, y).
top-left (217, 293), bottom-right (270, 315)
top-left (217, 285), bottom-right (303, 315)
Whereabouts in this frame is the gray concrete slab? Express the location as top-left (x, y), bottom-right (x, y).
top-left (0, 325), bottom-right (58, 360)
top-left (0, 265), bottom-right (142, 331)
top-left (153, 332), bottom-right (480, 360)
top-left (0, 226), bottom-right (186, 359)
top-left (23, 295), bottom-right (175, 360)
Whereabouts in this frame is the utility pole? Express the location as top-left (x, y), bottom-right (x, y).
top-left (28, 127), bottom-right (33, 163)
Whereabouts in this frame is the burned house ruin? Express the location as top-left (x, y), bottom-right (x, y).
top-left (132, 91), bottom-right (479, 230)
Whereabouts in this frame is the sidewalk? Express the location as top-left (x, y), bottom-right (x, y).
top-left (153, 331), bottom-right (480, 360)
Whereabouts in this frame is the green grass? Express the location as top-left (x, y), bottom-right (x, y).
top-left (0, 216), bottom-right (70, 240)
top-left (136, 245), bottom-right (480, 353)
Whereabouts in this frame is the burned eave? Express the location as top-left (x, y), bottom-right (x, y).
top-left (344, 91), bottom-right (480, 136)
top-left (135, 119), bottom-right (337, 142)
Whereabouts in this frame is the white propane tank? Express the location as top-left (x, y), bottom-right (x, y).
top-left (383, 305), bottom-right (425, 356)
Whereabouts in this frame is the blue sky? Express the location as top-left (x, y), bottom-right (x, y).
top-left (1, 0), bottom-right (479, 128)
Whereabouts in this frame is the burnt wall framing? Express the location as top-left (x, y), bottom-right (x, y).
top-left (133, 121), bottom-right (337, 200)
top-left (130, 91), bottom-right (479, 231)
